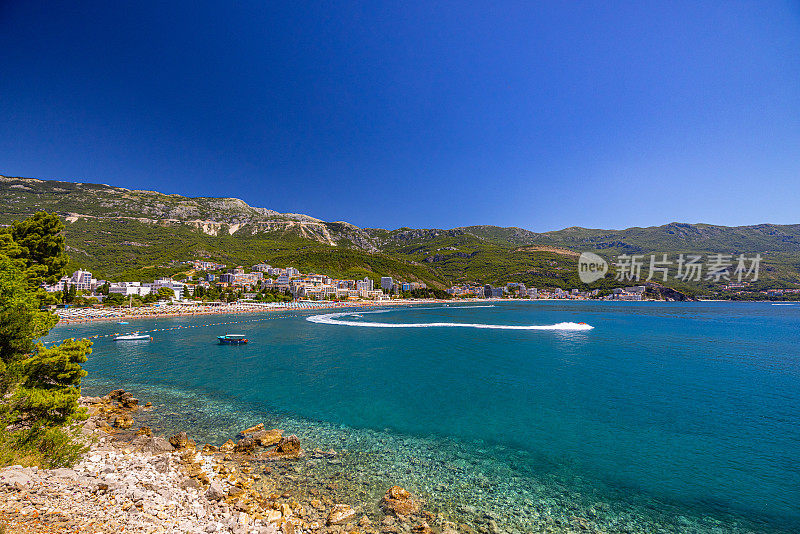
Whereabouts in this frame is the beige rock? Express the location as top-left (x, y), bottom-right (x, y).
top-left (240, 422), bottom-right (265, 435)
top-left (327, 504), bottom-right (357, 525)
top-left (265, 509), bottom-right (282, 523)
top-left (114, 415), bottom-right (133, 429)
top-left (253, 429), bottom-right (283, 447)
top-left (276, 435), bottom-right (301, 454)
top-left (169, 431), bottom-right (190, 449)
top-left (380, 486), bottom-right (421, 517)
top-left (234, 436), bottom-right (257, 453)
top-left (237, 511), bottom-right (252, 526)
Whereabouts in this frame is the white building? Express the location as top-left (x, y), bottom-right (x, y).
top-left (144, 278), bottom-right (185, 300)
top-left (109, 282), bottom-right (152, 297)
top-left (45, 269), bottom-right (98, 293)
top-left (356, 277), bottom-right (374, 292)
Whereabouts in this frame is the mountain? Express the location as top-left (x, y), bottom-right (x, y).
top-left (2, 174), bottom-right (799, 293)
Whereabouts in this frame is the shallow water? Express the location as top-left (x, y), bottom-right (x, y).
top-left (46, 302), bottom-right (800, 533)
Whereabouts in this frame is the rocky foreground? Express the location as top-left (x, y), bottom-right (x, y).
top-left (0, 390), bottom-right (470, 534)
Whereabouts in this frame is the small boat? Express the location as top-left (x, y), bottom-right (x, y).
top-left (218, 334), bottom-right (248, 345)
top-left (118, 321), bottom-right (129, 325)
top-left (115, 332), bottom-right (152, 341)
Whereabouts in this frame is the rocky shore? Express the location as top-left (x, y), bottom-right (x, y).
top-left (0, 390), bottom-right (468, 534)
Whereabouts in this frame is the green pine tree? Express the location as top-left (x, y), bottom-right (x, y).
top-left (0, 212), bottom-right (91, 467)
top-left (14, 339), bottom-right (91, 426)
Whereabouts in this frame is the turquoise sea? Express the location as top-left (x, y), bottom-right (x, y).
top-left (45, 302), bottom-right (800, 533)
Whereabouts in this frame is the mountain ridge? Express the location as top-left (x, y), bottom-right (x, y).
top-left (3, 174), bottom-right (800, 292)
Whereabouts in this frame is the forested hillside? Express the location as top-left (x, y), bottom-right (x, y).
top-left (3, 174), bottom-right (800, 293)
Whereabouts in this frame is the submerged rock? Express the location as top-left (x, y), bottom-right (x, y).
top-left (275, 435), bottom-right (301, 454)
top-left (106, 389), bottom-right (139, 409)
top-left (234, 436), bottom-right (257, 453)
top-left (381, 486), bottom-right (421, 517)
top-left (114, 414), bottom-right (133, 429)
top-left (238, 422), bottom-right (264, 436)
top-left (327, 504), bottom-right (356, 525)
top-left (252, 429), bottom-right (283, 447)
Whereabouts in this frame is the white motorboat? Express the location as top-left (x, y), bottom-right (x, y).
top-left (114, 333), bottom-right (152, 341)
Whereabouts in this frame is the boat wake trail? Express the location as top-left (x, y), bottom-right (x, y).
top-left (306, 311), bottom-right (593, 331)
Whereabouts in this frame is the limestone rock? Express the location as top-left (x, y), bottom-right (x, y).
top-left (145, 436), bottom-right (175, 454)
top-left (220, 439), bottom-right (236, 453)
top-left (0, 468), bottom-right (33, 490)
top-left (114, 414), bottom-right (133, 429)
top-left (234, 436), bottom-right (256, 453)
top-left (239, 422), bottom-right (264, 436)
top-left (381, 486), bottom-right (421, 517)
top-left (327, 504), bottom-right (356, 525)
top-left (169, 431), bottom-right (190, 449)
top-left (106, 389), bottom-right (139, 409)
top-left (264, 509), bottom-right (282, 523)
top-left (205, 480), bottom-right (226, 501)
top-left (252, 429), bottom-right (283, 447)
top-left (275, 435), bottom-right (301, 454)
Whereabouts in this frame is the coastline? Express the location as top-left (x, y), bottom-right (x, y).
top-left (54, 297), bottom-right (792, 326)
top-left (52, 299), bottom-right (463, 326)
top-left (0, 390), bottom-right (464, 534)
top-left (4, 384), bottom-right (786, 534)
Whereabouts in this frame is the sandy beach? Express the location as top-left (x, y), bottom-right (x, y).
top-left (52, 299), bottom-right (471, 326)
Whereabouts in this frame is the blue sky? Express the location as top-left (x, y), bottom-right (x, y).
top-left (1, 1), bottom-right (798, 231)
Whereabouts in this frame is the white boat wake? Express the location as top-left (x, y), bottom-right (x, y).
top-left (306, 309), bottom-right (593, 331)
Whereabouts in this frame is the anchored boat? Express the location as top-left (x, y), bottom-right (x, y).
top-left (114, 332), bottom-right (152, 341)
top-left (218, 334), bottom-right (248, 345)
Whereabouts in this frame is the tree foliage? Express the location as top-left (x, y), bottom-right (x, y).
top-left (15, 339), bottom-right (91, 426)
top-left (156, 286), bottom-right (175, 300)
top-left (0, 255), bottom-right (58, 388)
top-left (0, 212), bottom-right (91, 467)
top-left (6, 211), bottom-right (69, 287)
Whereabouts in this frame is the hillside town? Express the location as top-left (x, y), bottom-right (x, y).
top-left (43, 260), bottom-right (670, 307)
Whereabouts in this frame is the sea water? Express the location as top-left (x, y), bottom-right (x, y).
top-left (44, 302), bottom-right (800, 533)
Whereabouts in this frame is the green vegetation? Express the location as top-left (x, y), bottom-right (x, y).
top-left (3, 175), bottom-right (800, 297)
top-left (0, 212), bottom-right (91, 468)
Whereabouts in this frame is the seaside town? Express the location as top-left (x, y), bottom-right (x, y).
top-left (41, 260), bottom-right (666, 323)
top-left (48, 260), bottom-right (800, 306)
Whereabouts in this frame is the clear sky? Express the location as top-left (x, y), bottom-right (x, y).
top-left (1, 2), bottom-right (798, 231)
